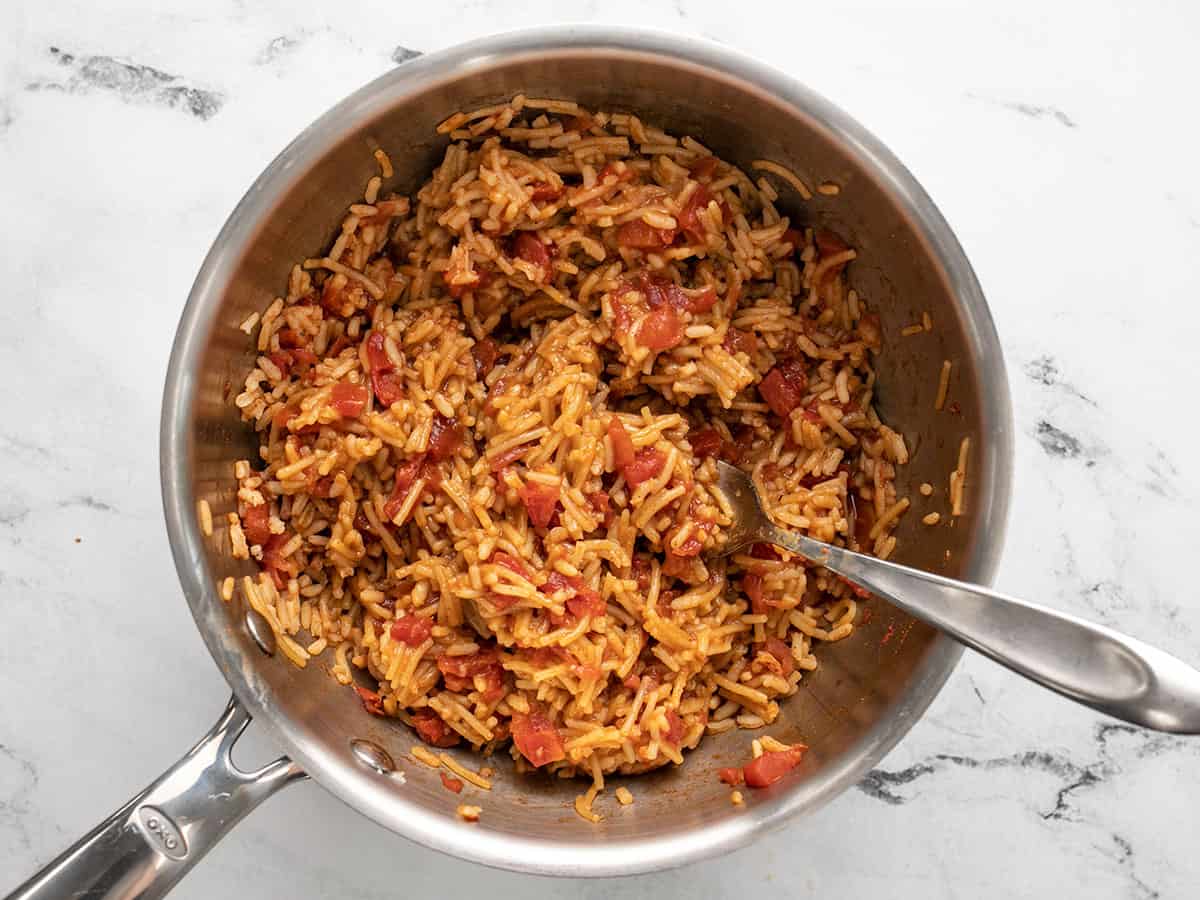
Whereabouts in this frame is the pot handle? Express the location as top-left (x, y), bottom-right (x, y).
top-left (5, 694), bottom-right (305, 900)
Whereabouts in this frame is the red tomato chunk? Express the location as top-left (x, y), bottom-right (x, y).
top-left (663, 709), bottom-right (684, 746)
top-left (438, 649), bottom-right (505, 701)
top-left (488, 442), bottom-right (531, 471)
top-left (390, 614), bottom-right (433, 647)
top-left (366, 332), bottom-right (404, 407)
top-left (519, 481), bottom-right (560, 528)
top-left (511, 712), bottom-right (566, 767)
top-left (718, 767), bottom-right (744, 786)
top-left (427, 413), bottom-right (461, 462)
top-left (329, 382), bottom-right (368, 418)
top-left (492, 551), bottom-right (532, 580)
top-left (471, 337), bottom-right (499, 379)
top-left (383, 457), bottom-right (426, 520)
top-left (636, 306), bottom-right (683, 351)
top-left (355, 687), bottom-right (385, 716)
top-left (529, 181), bottom-right (563, 202)
top-left (758, 360), bottom-right (809, 417)
top-left (241, 503), bottom-right (272, 546)
top-left (743, 746), bottom-right (807, 788)
top-left (260, 533), bottom-right (296, 589)
top-left (608, 418), bottom-right (637, 469)
top-left (511, 232), bottom-right (554, 282)
top-left (411, 708), bottom-right (460, 747)
top-left (617, 219), bottom-right (676, 249)
top-left (565, 580), bottom-right (605, 619)
top-left (763, 637), bottom-right (795, 676)
top-left (440, 772), bottom-right (464, 794)
top-left (690, 428), bottom-right (722, 459)
top-left (622, 448), bottom-right (666, 487)
top-left (677, 184), bottom-right (714, 242)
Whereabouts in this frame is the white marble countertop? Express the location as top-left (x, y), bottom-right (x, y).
top-left (3, 2), bottom-right (1198, 897)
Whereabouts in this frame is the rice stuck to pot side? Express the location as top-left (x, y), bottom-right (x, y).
top-left (226, 94), bottom-right (910, 786)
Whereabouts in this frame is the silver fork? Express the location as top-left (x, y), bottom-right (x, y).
top-left (715, 460), bottom-right (1200, 734)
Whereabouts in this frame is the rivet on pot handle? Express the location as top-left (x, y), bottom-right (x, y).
top-left (5, 695), bottom-right (306, 900)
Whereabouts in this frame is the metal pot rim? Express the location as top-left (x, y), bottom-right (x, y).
top-left (161, 24), bottom-right (1013, 876)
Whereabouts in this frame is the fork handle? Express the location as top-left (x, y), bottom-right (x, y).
top-left (766, 526), bottom-right (1200, 733)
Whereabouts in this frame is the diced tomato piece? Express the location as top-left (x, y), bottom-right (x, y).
top-left (743, 746), bottom-right (806, 788)
top-left (371, 370), bottom-right (404, 407)
top-left (751, 543), bottom-right (782, 560)
top-left (365, 333), bottom-right (404, 407)
top-left (635, 272), bottom-right (680, 310)
top-left (538, 571), bottom-right (572, 598)
top-left (511, 711), bottom-right (566, 767)
top-left (690, 428), bottom-right (722, 459)
top-left (688, 156), bottom-right (719, 180)
top-left (329, 382), bottom-right (368, 418)
top-left (683, 286), bottom-right (718, 313)
top-left (488, 443), bottom-right (531, 471)
top-left (519, 481), bottom-right (560, 529)
top-left (565, 580), bottom-right (605, 619)
top-left (411, 708), bottom-right (460, 747)
top-left (471, 338), bottom-right (499, 379)
top-left (587, 490), bottom-right (613, 526)
top-left (677, 184), bottom-right (714, 242)
top-left (744, 573), bottom-right (767, 614)
top-left (486, 590), bottom-right (520, 612)
top-left (782, 228), bottom-right (805, 254)
top-left (390, 614), bottom-right (433, 647)
top-left (622, 448), bottom-right (666, 487)
top-left (636, 306), bottom-right (683, 351)
top-left (308, 472), bottom-right (334, 498)
top-left (328, 334), bottom-right (353, 357)
top-left (491, 551), bottom-right (531, 580)
top-left (607, 419), bottom-right (636, 469)
top-left (764, 637), bottom-right (795, 676)
top-left (354, 686), bottom-right (385, 716)
top-left (529, 181), bottom-right (564, 202)
top-left (663, 709), bottom-right (684, 746)
top-left (365, 332), bottom-right (391, 371)
top-left (723, 327), bottom-right (758, 356)
top-left (383, 457), bottom-right (426, 520)
top-left (718, 767), bottom-right (744, 786)
top-left (268, 350), bottom-right (294, 377)
top-left (440, 772), bottom-right (464, 793)
top-left (669, 529), bottom-right (705, 558)
top-left (617, 219), bottom-right (676, 249)
top-left (814, 228), bottom-right (850, 257)
top-left (427, 414), bottom-right (461, 462)
top-left (511, 232), bottom-right (554, 282)
top-left (759, 359), bottom-right (809, 418)
top-left (438, 649), bottom-right (505, 699)
top-left (241, 503), bottom-right (272, 546)
top-left (260, 533), bottom-right (296, 589)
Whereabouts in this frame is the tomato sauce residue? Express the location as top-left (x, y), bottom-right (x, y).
top-left (881, 623), bottom-right (896, 645)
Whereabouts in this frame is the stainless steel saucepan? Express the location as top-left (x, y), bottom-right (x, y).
top-left (8, 26), bottom-right (1015, 898)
